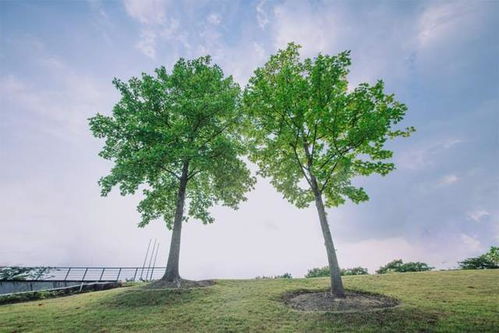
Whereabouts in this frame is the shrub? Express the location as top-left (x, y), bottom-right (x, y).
top-left (0, 266), bottom-right (51, 280)
top-left (376, 260), bottom-right (433, 274)
top-left (275, 273), bottom-right (293, 279)
top-left (255, 273), bottom-right (293, 279)
top-left (341, 267), bottom-right (369, 275)
top-left (305, 266), bottom-right (369, 278)
top-left (305, 266), bottom-right (329, 278)
top-left (459, 246), bottom-right (499, 270)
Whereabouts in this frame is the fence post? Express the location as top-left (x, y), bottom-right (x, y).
top-left (133, 268), bottom-right (139, 281)
top-left (64, 268), bottom-right (72, 281)
top-left (99, 268), bottom-right (106, 281)
top-left (81, 268), bottom-right (89, 281)
top-left (116, 268), bottom-right (122, 282)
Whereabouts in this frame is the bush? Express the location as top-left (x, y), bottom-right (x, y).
top-left (255, 273), bottom-right (292, 279)
top-left (305, 266), bottom-right (329, 278)
top-left (275, 273), bottom-right (292, 279)
top-left (459, 246), bottom-right (499, 270)
top-left (0, 266), bottom-right (51, 280)
top-left (376, 260), bottom-right (433, 274)
top-left (305, 266), bottom-right (369, 278)
top-left (341, 267), bottom-right (369, 275)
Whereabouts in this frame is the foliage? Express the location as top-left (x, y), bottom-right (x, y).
top-left (255, 273), bottom-right (293, 279)
top-left (275, 273), bottom-right (293, 279)
top-left (376, 260), bottom-right (433, 274)
top-left (2, 271), bottom-right (498, 332)
top-left (243, 42), bottom-right (413, 209)
top-left (342, 266), bottom-right (369, 276)
top-left (305, 266), bottom-right (330, 278)
top-left (0, 266), bottom-right (51, 280)
top-left (89, 56), bottom-right (255, 229)
top-left (459, 246), bottom-right (499, 270)
top-left (305, 266), bottom-right (368, 278)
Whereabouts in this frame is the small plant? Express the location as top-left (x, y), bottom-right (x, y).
top-left (459, 246), bottom-right (499, 270)
top-left (376, 260), bottom-right (433, 274)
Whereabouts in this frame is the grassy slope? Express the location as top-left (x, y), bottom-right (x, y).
top-left (0, 270), bottom-right (498, 332)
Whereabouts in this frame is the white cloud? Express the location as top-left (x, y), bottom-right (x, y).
top-left (136, 29), bottom-right (157, 59)
top-left (207, 13), bottom-right (221, 25)
top-left (123, 0), bottom-right (168, 25)
top-left (441, 138), bottom-right (464, 149)
top-left (0, 59), bottom-right (115, 140)
top-left (272, 1), bottom-right (333, 56)
top-left (123, 0), bottom-right (173, 58)
top-left (460, 233), bottom-right (482, 251)
top-left (439, 174), bottom-right (459, 185)
top-left (467, 210), bottom-right (490, 222)
top-left (397, 138), bottom-right (464, 170)
top-left (418, 2), bottom-right (481, 48)
top-left (256, 0), bottom-right (270, 30)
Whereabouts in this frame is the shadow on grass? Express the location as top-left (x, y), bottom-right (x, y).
top-left (311, 306), bottom-right (445, 332)
top-left (102, 286), bottom-right (213, 309)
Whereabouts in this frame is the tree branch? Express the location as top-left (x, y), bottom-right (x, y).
top-left (290, 142), bottom-right (312, 188)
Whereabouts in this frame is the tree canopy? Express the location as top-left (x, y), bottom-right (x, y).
top-left (243, 43), bottom-right (414, 209)
top-left (459, 246), bottom-right (499, 270)
top-left (89, 56), bottom-right (255, 230)
top-left (376, 260), bottom-right (433, 274)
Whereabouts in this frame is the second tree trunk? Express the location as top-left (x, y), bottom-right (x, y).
top-left (311, 176), bottom-right (345, 298)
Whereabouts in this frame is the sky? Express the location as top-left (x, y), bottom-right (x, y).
top-left (0, 0), bottom-right (498, 279)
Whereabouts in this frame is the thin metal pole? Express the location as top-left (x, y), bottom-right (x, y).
top-left (149, 243), bottom-right (160, 280)
top-left (81, 268), bottom-right (89, 281)
top-left (145, 239), bottom-right (157, 281)
top-left (140, 239), bottom-right (152, 280)
top-left (116, 268), bottom-right (122, 281)
top-left (99, 268), bottom-right (106, 281)
top-left (133, 267), bottom-right (139, 281)
top-left (64, 268), bottom-right (72, 281)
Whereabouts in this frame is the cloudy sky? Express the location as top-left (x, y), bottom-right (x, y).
top-left (1, 0), bottom-right (498, 279)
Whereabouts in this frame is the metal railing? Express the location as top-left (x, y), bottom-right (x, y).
top-left (1, 266), bottom-right (166, 282)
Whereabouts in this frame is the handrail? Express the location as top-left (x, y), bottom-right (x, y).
top-left (0, 266), bottom-right (166, 282)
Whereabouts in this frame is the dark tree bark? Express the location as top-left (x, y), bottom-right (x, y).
top-left (310, 174), bottom-right (346, 298)
top-left (162, 162), bottom-right (189, 282)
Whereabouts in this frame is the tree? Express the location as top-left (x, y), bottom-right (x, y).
top-left (243, 43), bottom-right (413, 297)
top-left (0, 266), bottom-right (51, 280)
top-left (459, 246), bottom-right (499, 270)
top-left (376, 259), bottom-right (433, 274)
top-left (89, 56), bottom-right (255, 285)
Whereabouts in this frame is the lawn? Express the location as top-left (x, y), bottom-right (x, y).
top-left (1, 270), bottom-right (498, 332)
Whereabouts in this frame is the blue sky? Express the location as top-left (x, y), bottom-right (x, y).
top-left (1, 0), bottom-right (498, 278)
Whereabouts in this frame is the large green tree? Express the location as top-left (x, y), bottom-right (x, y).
top-left (89, 56), bottom-right (255, 285)
top-left (243, 43), bottom-right (413, 297)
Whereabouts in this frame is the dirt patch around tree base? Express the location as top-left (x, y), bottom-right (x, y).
top-left (283, 290), bottom-right (400, 313)
top-left (143, 278), bottom-right (215, 290)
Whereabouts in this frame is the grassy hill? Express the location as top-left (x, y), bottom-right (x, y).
top-left (1, 270), bottom-right (498, 332)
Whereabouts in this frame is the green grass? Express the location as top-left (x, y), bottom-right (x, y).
top-left (1, 270), bottom-right (498, 332)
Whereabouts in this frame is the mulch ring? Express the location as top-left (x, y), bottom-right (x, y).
top-left (282, 289), bottom-right (400, 313)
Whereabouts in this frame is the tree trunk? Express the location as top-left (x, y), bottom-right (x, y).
top-left (162, 162), bottom-right (189, 282)
top-left (310, 175), bottom-right (346, 298)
